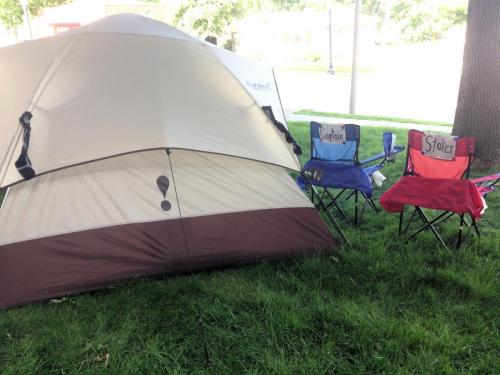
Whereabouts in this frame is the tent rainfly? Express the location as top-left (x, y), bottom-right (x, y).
top-left (0, 14), bottom-right (335, 310)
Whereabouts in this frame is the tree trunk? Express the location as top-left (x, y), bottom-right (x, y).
top-left (453, 0), bottom-right (500, 166)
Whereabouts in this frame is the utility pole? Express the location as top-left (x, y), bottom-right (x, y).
top-left (327, 7), bottom-right (335, 75)
top-left (349, 0), bottom-right (362, 114)
top-left (20, 0), bottom-right (33, 40)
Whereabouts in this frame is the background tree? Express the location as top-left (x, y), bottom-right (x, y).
top-left (173, 0), bottom-right (249, 45)
top-left (385, 0), bottom-right (466, 42)
top-left (171, 0), bottom-right (356, 48)
top-left (0, 0), bottom-right (23, 31)
top-left (453, 0), bottom-right (500, 165)
top-left (0, 0), bottom-right (71, 31)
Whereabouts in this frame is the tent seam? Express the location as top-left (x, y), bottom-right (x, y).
top-left (166, 149), bottom-right (192, 268)
top-left (1, 147), bottom-right (301, 190)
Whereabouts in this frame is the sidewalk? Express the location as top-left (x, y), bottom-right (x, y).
top-left (285, 113), bottom-right (452, 133)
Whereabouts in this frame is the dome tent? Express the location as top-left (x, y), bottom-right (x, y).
top-left (0, 14), bottom-right (335, 310)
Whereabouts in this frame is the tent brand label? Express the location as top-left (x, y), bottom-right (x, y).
top-left (422, 133), bottom-right (457, 160)
top-left (319, 124), bottom-right (346, 144)
top-left (246, 81), bottom-right (271, 91)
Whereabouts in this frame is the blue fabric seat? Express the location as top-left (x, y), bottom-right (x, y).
top-left (298, 160), bottom-right (373, 196)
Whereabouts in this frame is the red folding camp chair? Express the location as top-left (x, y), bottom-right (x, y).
top-left (380, 129), bottom-right (486, 249)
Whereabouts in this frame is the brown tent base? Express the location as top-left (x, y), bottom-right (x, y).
top-left (0, 207), bottom-right (335, 310)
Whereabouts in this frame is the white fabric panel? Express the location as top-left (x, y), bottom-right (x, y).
top-left (171, 150), bottom-right (312, 218)
top-left (0, 36), bottom-right (73, 187)
top-left (0, 150), bottom-right (178, 246)
top-left (0, 15), bottom-right (299, 188)
top-left (210, 46), bottom-right (288, 126)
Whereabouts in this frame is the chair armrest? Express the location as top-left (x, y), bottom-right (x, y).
top-left (359, 152), bottom-right (386, 166)
top-left (471, 172), bottom-right (500, 185)
top-left (359, 146), bottom-right (405, 166)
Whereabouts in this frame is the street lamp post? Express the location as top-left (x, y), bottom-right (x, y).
top-left (349, 0), bottom-right (361, 114)
top-left (327, 7), bottom-right (335, 75)
top-left (20, 0), bottom-right (33, 40)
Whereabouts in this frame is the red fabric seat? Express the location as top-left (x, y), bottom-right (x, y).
top-left (380, 176), bottom-right (484, 220)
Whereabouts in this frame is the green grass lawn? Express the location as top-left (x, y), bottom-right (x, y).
top-left (1, 123), bottom-right (498, 374)
top-left (295, 110), bottom-right (453, 127)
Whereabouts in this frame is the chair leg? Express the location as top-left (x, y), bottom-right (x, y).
top-left (366, 196), bottom-right (379, 212)
top-left (403, 207), bottom-right (419, 234)
top-left (410, 207), bottom-right (448, 249)
top-left (354, 190), bottom-right (359, 226)
top-left (303, 179), bottom-right (351, 248)
top-left (324, 188), bottom-right (352, 226)
top-left (433, 211), bottom-right (455, 227)
top-left (359, 196), bottom-right (368, 225)
top-left (398, 205), bottom-right (405, 235)
top-left (325, 189), bottom-right (346, 209)
top-left (310, 185), bottom-right (351, 248)
top-left (456, 214), bottom-right (465, 249)
top-left (460, 215), bottom-right (480, 248)
top-left (471, 216), bottom-right (480, 238)
top-left (344, 190), bottom-right (355, 202)
top-left (320, 188), bottom-right (327, 201)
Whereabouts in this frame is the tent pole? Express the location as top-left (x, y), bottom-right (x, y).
top-left (165, 149), bottom-right (191, 266)
top-left (272, 69), bottom-right (289, 128)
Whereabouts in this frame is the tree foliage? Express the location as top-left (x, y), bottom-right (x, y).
top-left (0, 0), bottom-right (71, 30)
top-left (171, 0), bottom-right (468, 45)
top-left (0, 0), bottom-right (23, 30)
top-left (268, 0), bottom-right (305, 11)
top-left (173, 0), bottom-right (249, 38)
top-left (390, 0), bottom-right (466, 42)
top-left (361, 0), bottom-right (467, 42)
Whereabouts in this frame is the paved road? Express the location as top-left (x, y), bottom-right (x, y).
top-left (286, 113), bottom-right (452, 133)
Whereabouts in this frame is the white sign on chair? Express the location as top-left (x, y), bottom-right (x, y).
top-left (422, 133), bottom-right (457, 160)
top-left (319, 124), bottom-right (346, 144)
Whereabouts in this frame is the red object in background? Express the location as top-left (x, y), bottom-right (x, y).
top-left (50, 23), bottom-right (81, 33)
top-left (380, 176), bottom-right (484, 220)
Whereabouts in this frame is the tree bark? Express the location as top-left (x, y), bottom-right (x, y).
top-left (453, 0), bottom-right (500, 165)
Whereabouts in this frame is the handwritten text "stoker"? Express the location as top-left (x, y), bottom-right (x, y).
top-left (422, 133), bottom-right (456, 160)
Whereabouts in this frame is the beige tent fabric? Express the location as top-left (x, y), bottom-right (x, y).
top-left (210, 46), bottom-right (288, 126)
top-left (0, 150), bottom-right (178, 246)
top-left (0, 14), bottom-right (299, 188)
top-left (0, 150), bottom-right (312, 246)
top-left (63, 12), bottom-right (197, 41)
top-left (171, 150), bottom-right (311, 218)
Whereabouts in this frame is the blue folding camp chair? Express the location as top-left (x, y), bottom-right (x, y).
top-left (298, 121), bottom-right (404, 226)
